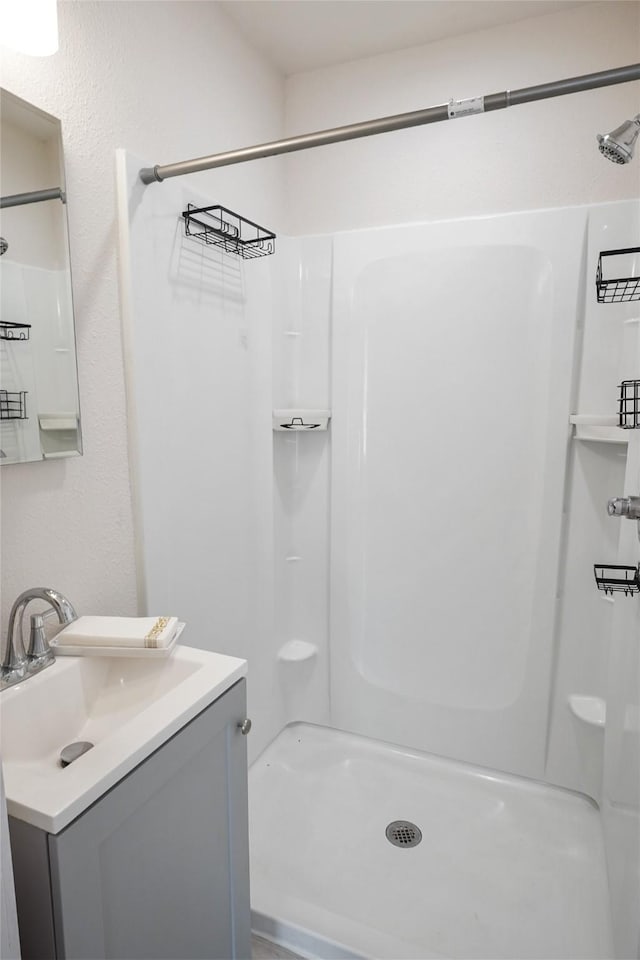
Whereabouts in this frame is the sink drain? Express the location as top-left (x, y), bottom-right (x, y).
top-left (60, 741), bottom-right (94, 767)
top-left (385, 820), bottom-right (422, 848)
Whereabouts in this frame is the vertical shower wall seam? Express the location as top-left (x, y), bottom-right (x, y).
top-left (542, 217), bottom-right (591, 778)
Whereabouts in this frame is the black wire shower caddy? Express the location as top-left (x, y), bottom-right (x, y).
top-left (618, 380), bottom-right (640, 428)
top-left (182, 204), bottom-right (276, 259)
top-left (0, 321), bottom-right (31, 341)
top-left (596, 247), bottom-right (640, 303)
top-left (0, 390), bottom-right (27, 421)
top-left (594, 563), bottom-right (640, 597)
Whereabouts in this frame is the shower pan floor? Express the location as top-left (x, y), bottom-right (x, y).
top-left (249, 723), bottom-right (613, 960)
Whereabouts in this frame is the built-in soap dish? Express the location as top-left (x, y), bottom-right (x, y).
top-left (568, 695), bottom-right (606, 729)
top-left (277, 640), bottom-right (318, 664)
top-left (569, 415), bottom-right (626, 444)
top-left (273, 410), bottom-right (331, 432)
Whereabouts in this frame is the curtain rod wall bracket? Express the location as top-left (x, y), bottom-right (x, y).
top-left (140, 165), bottom-right (163, 185)
top-left (138, 63), bottom-right (640, 186)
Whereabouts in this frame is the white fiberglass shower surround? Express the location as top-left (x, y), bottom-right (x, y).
top-left (117, 60), bottom-right (640, 957)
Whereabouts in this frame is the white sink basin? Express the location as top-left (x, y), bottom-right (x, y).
top-left (1, 644), bottom-right (246, 833)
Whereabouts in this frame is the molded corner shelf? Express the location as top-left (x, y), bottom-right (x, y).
top-left (570, 414), bottom-right (628, 445)
top-left (277, 640), bottom-right (318, 664)
top-left (568, 695), bottom-right (606, 729)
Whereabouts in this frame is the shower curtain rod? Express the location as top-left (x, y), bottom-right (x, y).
top-left (139, 62), bottom-right (640, 185)
top-left (0, 187), bottom-right (66, 209)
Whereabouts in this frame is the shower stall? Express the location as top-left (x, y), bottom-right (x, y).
top-left (249, 202), bottom-right (640, 959)
top-left (117, 61), bottom-right (640, 959)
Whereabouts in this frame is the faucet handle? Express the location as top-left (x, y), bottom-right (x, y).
top-left (27, 612), bottom-right (53, 668)
top-left (608, 496), bottom-right (640, 519)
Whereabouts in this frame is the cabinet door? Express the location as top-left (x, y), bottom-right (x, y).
top-left (48, 679), bottom-right (250, 960)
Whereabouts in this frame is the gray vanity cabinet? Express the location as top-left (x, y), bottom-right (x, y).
top-left (9, 678), bottom-right (251, 960)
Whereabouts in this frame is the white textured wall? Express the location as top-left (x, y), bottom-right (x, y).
top-left (284, 2), bottom-right (640, 234)
top-left (0, 1), bottom-right (285, 634)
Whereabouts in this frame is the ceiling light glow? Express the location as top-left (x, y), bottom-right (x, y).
top-left (0, 0), bottom-right (59, 57)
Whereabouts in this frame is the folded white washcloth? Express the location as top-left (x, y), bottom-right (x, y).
top-left (56, 616), bottom-right (179, 649)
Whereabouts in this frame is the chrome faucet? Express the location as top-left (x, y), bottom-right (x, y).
top-left (1, 588), bottom-right (77, 690)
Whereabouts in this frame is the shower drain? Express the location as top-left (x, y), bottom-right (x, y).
top-left (385, 820), bottom-right (422, 848)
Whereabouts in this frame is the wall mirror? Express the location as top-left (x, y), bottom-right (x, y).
top-left (0, 88), bottom-right (82, 464)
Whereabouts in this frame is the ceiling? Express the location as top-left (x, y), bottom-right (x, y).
top-left (220, 0), bottom-right (590, 76)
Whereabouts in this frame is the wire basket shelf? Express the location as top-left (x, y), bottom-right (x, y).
top-left (0, 321), bottom-right (31, 341)
top-left (0, 390), bottom-right (27, 420)
top-left (594, 563), bottom-right (640, 597)
top-left (596, 247), bottom-right (640, 303)
top-left (182, 204), bottom-right (275, 259)
top-left (618, 380), bottom-right (640, 428)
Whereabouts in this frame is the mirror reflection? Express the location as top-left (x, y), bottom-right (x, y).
top-left (0, 89), bottom-right (82, 464)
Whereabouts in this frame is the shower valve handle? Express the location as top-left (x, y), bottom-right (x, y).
top-left (608, 496), bottom-right (640, 519)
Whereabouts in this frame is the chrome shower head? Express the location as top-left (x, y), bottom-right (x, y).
top-left (597, 114), bottom-right (640, 164)
top-left (0, 238), bottom-right (7, 256)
